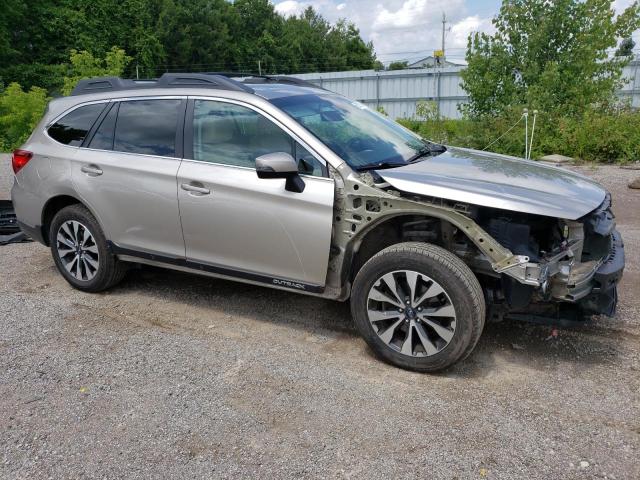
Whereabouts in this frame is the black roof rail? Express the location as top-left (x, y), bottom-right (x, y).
top-left (70, 73), bottom-right (254, 96)
top-left (241, 74), bottom-right (324, 90)
top-left (203, 72), bottom-right (324, 90)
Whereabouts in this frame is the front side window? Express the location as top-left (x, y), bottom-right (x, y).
top-left (192, 100), bottom-right (295, 169)
top-left (113, 99), bottom-right (182, 156)
top-left (192, 100), bottom-right (326, 177)
top-left (48, 103), bottom-right (106, 146)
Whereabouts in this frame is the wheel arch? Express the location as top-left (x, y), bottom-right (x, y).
top-left (41, 194), bottom-right (103, 246)
top-left (348, 213), bottom-right (454, 282)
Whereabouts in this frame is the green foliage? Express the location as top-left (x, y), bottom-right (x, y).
top-left (398, 105), bottom-right (640, 163)
top-left (461, 0), bottom-right (640, 119)
top-left (376, 105), bottom-right (388, 116)
top-left (62, 47), bottom-right (132, 95)
top-left (387, 61), bottom-right (408, 71)
top-left (615, 37), bottom-right (636, 56)
top-left (415, 100), bottom-right (439, 121)
top-left (0, 83), bottom-right (49, 151)
top-left (0, 0), bottom-right (376, 85)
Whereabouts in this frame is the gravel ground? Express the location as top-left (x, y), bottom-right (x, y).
top-left (1, 154), bottom-right (639, 479)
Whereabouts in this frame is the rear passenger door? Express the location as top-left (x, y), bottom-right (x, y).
top-left (71, 98), bottom-right (187, 258)
top-left (177, 98), bottom-right (334, 288)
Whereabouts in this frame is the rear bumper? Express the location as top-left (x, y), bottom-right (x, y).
top-left (17, 220), bottom-right (46, 245)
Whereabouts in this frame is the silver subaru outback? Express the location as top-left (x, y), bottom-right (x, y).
top-left (11, 73), bottom-right (625, 372)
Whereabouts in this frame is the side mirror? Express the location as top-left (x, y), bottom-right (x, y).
top-left (255, 152), bottom-right (305, 193)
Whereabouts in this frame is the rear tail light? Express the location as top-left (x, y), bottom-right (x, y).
top-left (12, 149), bottom-right (33, 174)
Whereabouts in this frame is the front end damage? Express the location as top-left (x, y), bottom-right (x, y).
top-left (327, 166), bottom-right (624, 325)
top-left (490, 194), bottom-right (624, 323)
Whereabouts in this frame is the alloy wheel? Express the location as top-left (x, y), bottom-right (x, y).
top-left (366, 270), bottom-right (457, 357)
top-left (56, 220), bottom-right (100, 281)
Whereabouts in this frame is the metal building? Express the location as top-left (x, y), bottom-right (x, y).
top-left (293, 60), bottom-right (640, 119)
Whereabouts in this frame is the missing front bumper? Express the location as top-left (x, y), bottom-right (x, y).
top-left (576, 230), bottom-right (624, 316)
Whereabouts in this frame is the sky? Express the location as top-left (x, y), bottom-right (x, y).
top-left (273, 0), bottom-right (638, 65)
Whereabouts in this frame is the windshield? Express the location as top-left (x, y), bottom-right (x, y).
top-left (270, 93), bottom-right (435, 170)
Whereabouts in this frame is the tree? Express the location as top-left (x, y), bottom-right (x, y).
top-left (62, 47), bottom-right (132, 95)
top-left (0, 83), bottom-right (49, 151)
top-left (388, 61), bottom-right (408, 70)
top-left (461, 0), bottom-right (640, 118)
top-left (615, 37), bottom-right (636, 57)
top-left (0, 0), bottom-right (377, 89)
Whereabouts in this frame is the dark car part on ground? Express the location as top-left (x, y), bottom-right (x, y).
top-left (0, 200), bottom-right (31, 245)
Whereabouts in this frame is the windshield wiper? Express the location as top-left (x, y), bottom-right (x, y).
top-left (407, 142), bottom-right (447, 163)
top-left (357, 161), bottom-right (407, 171)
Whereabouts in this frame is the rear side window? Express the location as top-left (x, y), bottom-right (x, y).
top-left (48, 103), bottom-right (106, 146)
top-left (88, 103), bottom-right (118, 150)
top-left (113, 100), bottom-right (182, 156)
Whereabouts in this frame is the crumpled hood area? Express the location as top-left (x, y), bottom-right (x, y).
top-left (375, 146), bottom-right (606, 220)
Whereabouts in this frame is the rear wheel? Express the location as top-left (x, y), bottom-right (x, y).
top-left (50, 204), bottom-right (126, 292)
top-left (351, 242), bottom-right (485, 372)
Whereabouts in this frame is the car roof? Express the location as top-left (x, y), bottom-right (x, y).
top-left (43, 74), bottom-right (331, 125)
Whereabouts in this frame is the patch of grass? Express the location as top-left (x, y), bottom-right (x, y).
top-left (398, 107), bottom-right (640, 164)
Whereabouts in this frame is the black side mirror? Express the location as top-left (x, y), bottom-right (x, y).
top-left (255, 152), bottom-right (305, 193)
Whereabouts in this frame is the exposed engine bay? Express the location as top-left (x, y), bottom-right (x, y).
top-left (391, 193), bottom-right (624, 324)
top-left (327, 162), bottom-right (625, 326)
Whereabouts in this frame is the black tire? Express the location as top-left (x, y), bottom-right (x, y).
top-left (351, 242), bottom-right (485, 372)
top-left (49, 204), bottom-right (127, 292)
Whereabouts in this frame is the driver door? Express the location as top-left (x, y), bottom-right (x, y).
top-left (176, 98), bottom-right (334, 289)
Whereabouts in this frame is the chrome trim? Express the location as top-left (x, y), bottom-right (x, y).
top-left (177, 158), bottom-right (334, 182)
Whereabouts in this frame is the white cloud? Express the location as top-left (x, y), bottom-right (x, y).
top-left (449, 15), bottom-right (495, 48)
top-left (613, 0), bottom-right (635, 12)
top-left (336, 3), bottom-right (346, 11)
top-left (275, 0), bottom-right (305, 17)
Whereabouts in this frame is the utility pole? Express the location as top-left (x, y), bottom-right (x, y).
top-left (441, 12), bottom-right (447, 63)
top-left (258, 60), bottom-right (262, 76)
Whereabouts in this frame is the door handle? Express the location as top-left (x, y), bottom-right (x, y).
top-left (81, 164), bottom-right (103, 176)
top-left (181, 182), bottom-right (211, 195)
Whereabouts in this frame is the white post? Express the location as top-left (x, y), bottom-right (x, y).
top-left (523, 108), bottom-right (529, 159)
top-left (529, 110), bottom-right (538, 160)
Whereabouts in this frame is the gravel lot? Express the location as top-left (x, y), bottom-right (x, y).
top-left (1, 154), bottom-right (639, 479)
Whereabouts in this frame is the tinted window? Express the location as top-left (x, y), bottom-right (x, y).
top-left (193, 100), bottom-right (295, 169)
top-left (88, 103), bottom-right (118, 150)
top-left (114, 100), bottom-right (182, 156)
top-left (48, 103), bottom-right (106, 146)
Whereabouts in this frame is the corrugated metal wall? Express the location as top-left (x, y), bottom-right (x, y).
top-left (294, 60), bottom-right (640, 119)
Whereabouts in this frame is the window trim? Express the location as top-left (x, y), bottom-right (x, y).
top-left (185, 96), bottom-right (329, 178)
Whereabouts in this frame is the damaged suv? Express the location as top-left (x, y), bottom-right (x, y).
top-left (11, 74), bottom-right (625, 371)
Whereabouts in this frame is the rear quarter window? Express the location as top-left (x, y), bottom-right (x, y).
top-left (47, 103), bottom-right (106, 146)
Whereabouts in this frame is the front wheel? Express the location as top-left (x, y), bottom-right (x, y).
top-left (351, 242), bottom-right (485, 372)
